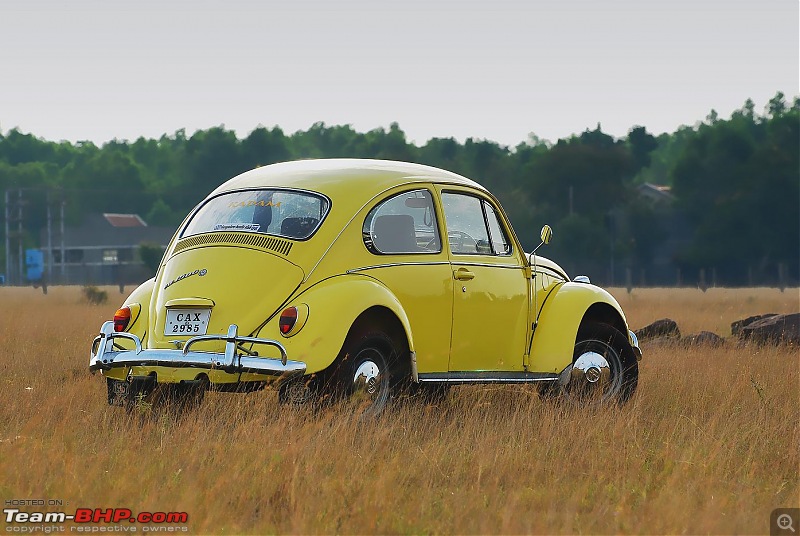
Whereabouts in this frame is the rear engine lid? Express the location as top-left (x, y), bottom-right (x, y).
top-left (150, 244), bottom-right (304, 349)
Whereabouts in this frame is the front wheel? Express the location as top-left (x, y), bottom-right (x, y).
top-left (542, 322), bottom-right (638, 405)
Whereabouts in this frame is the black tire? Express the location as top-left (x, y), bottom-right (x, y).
top-left (119, 377), bottom-right (206, 415)
top-left (124, 376), bottom-right (157, 414)
top-left (540, 322), bottom-right (638, 405)
top-left (160, 379), bottom-right (207, 413)
top-left (337, 332), bottom-right (398, 418)
top-left (278, 374), bottom-right (328, 408)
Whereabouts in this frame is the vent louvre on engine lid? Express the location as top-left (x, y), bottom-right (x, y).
top-left (172, 233), bottom-right (293, 256)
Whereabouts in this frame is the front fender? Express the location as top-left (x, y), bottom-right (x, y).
top-left (255, 274), bottom-right (414, 375)
top-left (529, 282), bottom-right (628, 373)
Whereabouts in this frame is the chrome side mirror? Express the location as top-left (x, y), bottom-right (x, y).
top-left (531, 224), bottom-right (552, 256)
top-left (540, 225), bottom-right (552, 245)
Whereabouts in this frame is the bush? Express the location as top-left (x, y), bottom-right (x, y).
top-left (82, 285), bottom-right (108, 305)
top-left (139, 243), bottom-right (166, 273)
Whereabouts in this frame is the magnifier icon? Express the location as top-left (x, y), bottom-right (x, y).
top-left (778, 514), bottom-right (796, 532)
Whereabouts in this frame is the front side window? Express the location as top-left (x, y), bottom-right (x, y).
top-left (484, 203), bottom-right (511, 255)
top-left (182, 189), bottom-right (329, 240)
top-left (441, 192), bottom-right (512, 256)
top-left (363, 189), bottom-right (441, 254)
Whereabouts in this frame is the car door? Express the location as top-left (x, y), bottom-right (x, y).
top-left (439, 188), bottom-right (530, 372)
top-left (356, 187), bottom-right (454, 374)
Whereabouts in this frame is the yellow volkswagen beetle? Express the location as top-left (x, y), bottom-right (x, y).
top-left (90, 159), bottom-right (642, 413)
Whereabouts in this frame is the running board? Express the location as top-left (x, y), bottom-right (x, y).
top-left (417, 371), bottom-right (559, 384)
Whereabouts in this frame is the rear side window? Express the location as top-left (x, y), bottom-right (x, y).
top-left (363, 190), bottom-right (441, 254)
top-left (182, 189), bottom-right (329, 240)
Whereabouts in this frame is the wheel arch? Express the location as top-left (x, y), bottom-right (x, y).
top-left (337, 306), bottom-right (412, 381)
top-left (578, 302), bottom-right (628, 341)
top-left (529, 282), bottom-right (631, 374)
top-left (578, 303), bottom-right (639, 367)
top-left (341, 306), bottom-right (410, 356)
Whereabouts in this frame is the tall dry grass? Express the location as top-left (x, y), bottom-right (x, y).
top-left (0, 286), bottom-right (798, 534)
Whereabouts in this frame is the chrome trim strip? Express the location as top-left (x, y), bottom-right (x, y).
top-left (347, 261), bottom-right (524, 274)
top-left (346, 261), bottom-right (450, 273)
top-left (450, 262), bottom-right (524, 270)
top-left (90, 322), bottom-right (305, 378)
top-left (417, 371), bottom-right (558, 384)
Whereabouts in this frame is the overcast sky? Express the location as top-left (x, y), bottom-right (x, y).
top-left (1, 0), bottom-right (797, 147)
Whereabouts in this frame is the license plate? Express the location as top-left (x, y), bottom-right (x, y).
top-left (164, 308), bottom-right (211, 336)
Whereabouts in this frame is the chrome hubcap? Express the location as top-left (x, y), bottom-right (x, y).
top-left (353, 360), bottom-right (382, 397)
top-left (571, 351), bottom-right (611, 391)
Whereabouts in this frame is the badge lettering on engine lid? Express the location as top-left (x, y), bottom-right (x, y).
top-left (163, 268), bottom-right (208, 290)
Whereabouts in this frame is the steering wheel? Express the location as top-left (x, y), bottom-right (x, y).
top-left (448, 230), bottom-right (477, 253)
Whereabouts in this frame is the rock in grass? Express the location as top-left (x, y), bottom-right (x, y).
top-left (730, 313), bottom-right (779, 336)
top-left (635, 318), bottom-right (681, 340)
top-left (683, 331), bottom-right (725, 347)
top-left (737, 313), bottom-right (800, 345)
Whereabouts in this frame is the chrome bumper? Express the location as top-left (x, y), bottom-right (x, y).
top-left (89, 321), bottom-right (307, 379)
top-left (629, 330), bottom-right (643, 361)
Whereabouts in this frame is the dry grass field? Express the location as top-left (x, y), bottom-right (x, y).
top-left (0, 286), bottom-right (798, 534)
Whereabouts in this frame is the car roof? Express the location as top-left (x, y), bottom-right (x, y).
top-left (209, 158), bottom-right (487, 199)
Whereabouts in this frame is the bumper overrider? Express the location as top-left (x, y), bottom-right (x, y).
top-left (89, 321), bottom-right (307, 380)
top-left (629, 330), bottom-right (643, 361)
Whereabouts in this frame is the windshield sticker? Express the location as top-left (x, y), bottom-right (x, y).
top-left (228, 200), bottom-right (282, 208)
top-left (213, 223), bottom-right (261, 232)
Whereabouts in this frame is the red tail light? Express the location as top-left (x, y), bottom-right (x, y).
top-left (113, 307), bottom-right (131, 332)
top-left (279, 307), bottom-right (298, 334)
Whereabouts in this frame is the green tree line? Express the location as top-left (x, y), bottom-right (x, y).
top-left (1, 93), bottom-right (797, 286)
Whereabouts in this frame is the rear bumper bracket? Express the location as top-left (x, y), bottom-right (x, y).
top-left (89, 321), bottom-right (306, 379)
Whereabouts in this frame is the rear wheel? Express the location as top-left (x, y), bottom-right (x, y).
top-left (278, 374), bottom-right (328, 408)
top-left (337, 332), bottom-right (397, 418)
top-left (124, 376), bottom-right (157, 414)
top-left (160, 378), bottom-right (208, 412)
top-left (107, 376), bottom-right (207, 414)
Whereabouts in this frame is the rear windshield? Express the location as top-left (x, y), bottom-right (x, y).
top-left (181, 189), bottom-right (330, 240)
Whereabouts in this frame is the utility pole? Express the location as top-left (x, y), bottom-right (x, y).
top-left (3, 190), bottom-right (9, 284)
top-left (17, 189), bottom-right (23, 285)
top-left (47, 197), bottom-right (53, 283)
top-left (60, 199), bottom-right (66, 282)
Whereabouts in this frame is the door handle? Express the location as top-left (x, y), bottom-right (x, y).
top-left (453, 268), bottom-right (475, 281)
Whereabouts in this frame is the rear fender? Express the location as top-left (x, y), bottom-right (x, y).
top-left (529, 282), bottom-right (628, 373)
top-left (255, 274), bottom-right (414, 375)
top-left (103, 277), bottom-right (155, 381)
